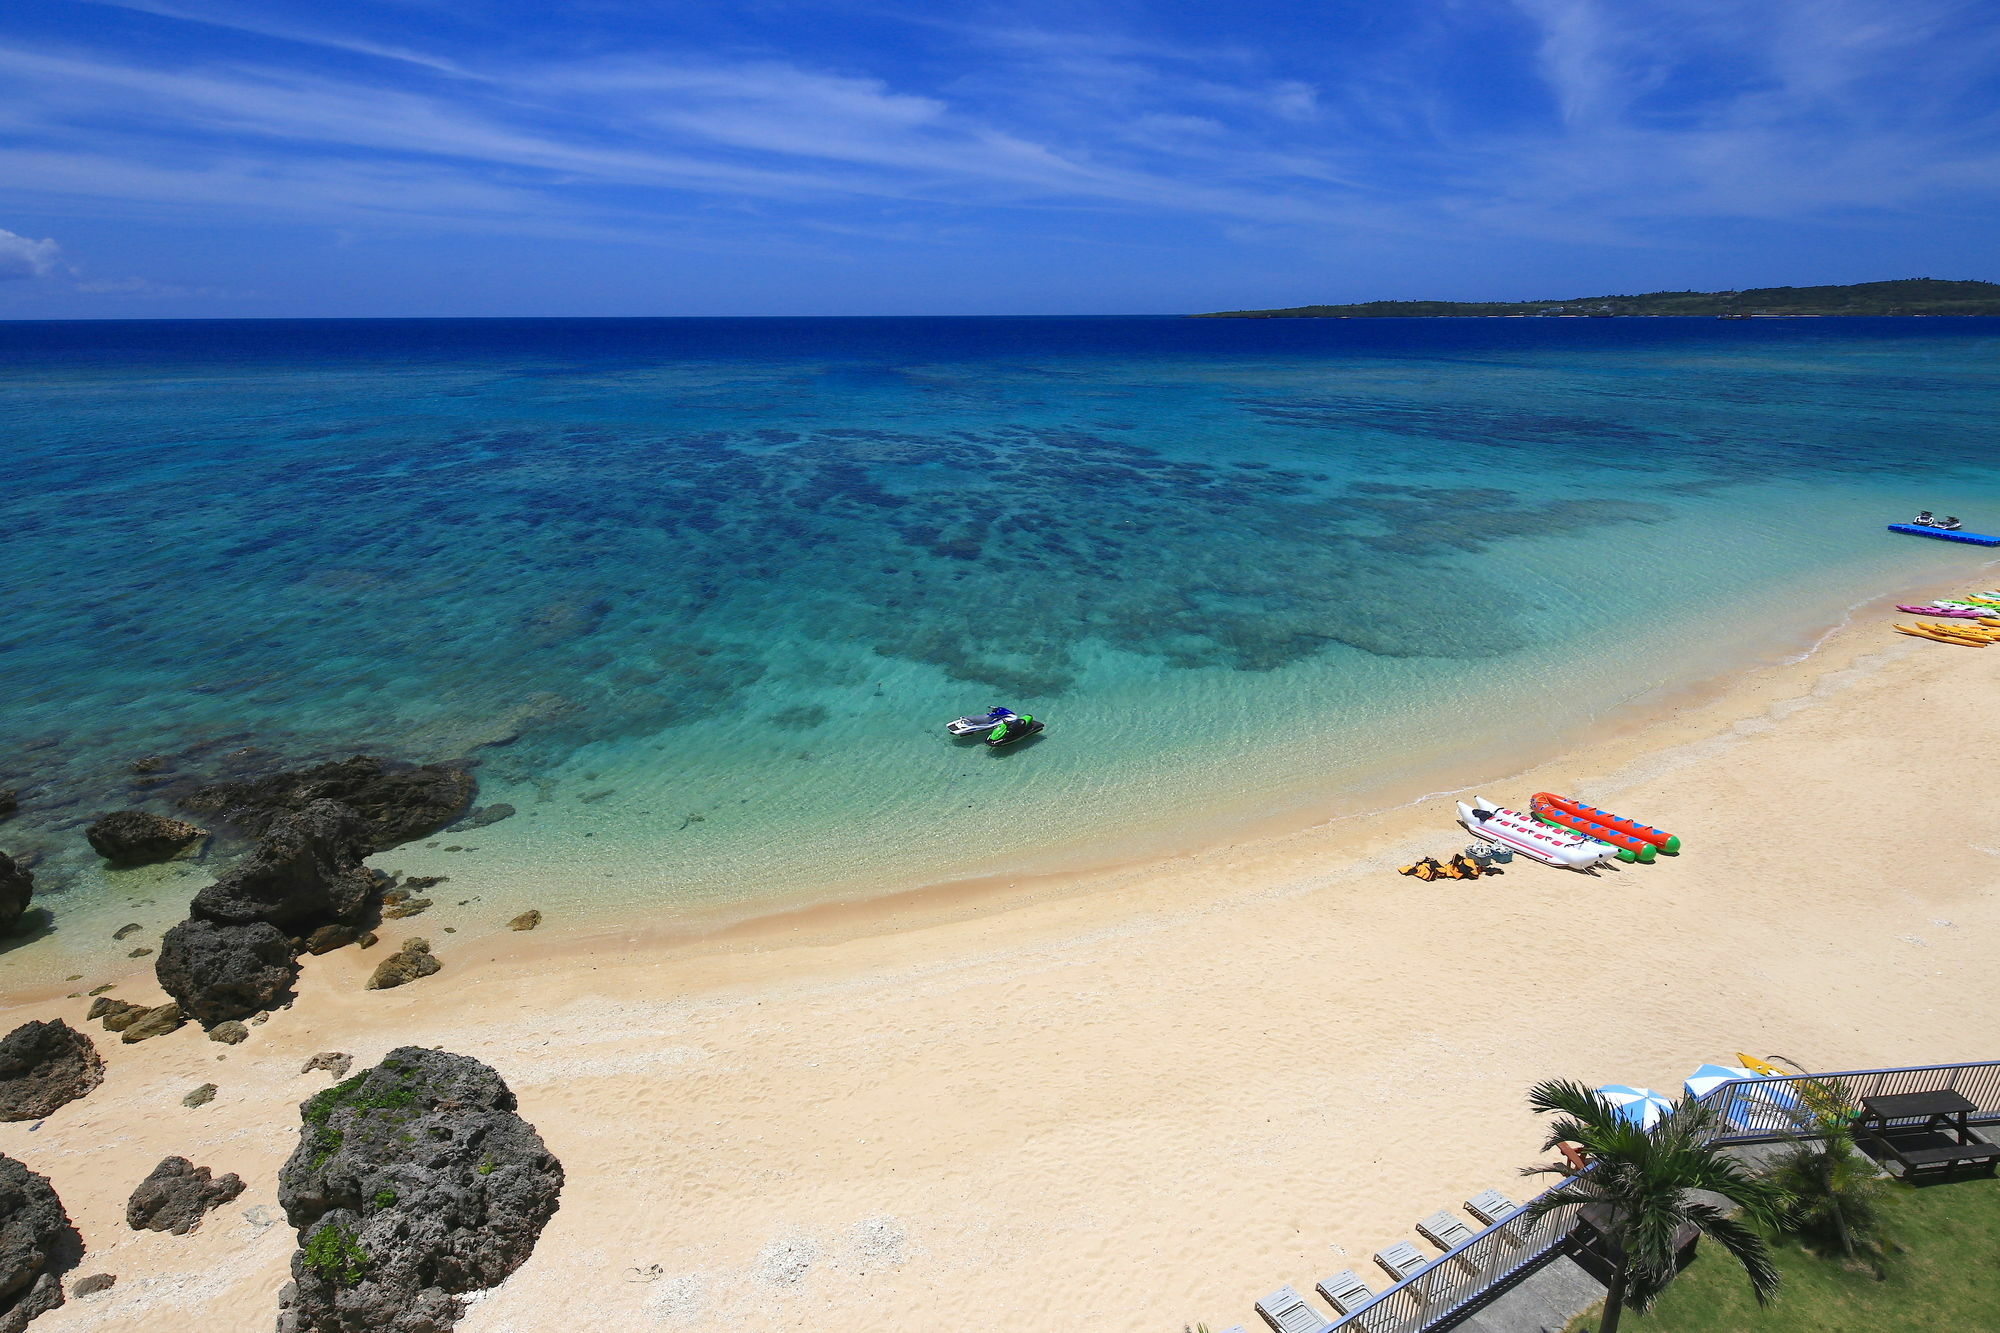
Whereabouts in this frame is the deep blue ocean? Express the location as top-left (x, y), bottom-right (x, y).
top-left (4, 316), bottom-right (1999, 971)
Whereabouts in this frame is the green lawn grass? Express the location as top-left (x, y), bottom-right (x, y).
top-left (1566, 1175), bottom-right (2000, 1332)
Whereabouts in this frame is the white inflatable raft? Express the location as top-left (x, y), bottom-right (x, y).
top-left (1456, 795), bottom-right (1613, 870)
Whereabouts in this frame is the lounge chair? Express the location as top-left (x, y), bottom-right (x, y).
top-left (1415, 1210), bottom-right (1475, 1252)
top-left (1373, 1240), bottom-right (1428, 1282)
top-left (1463, 1189), bottom-right (1518, 1226)
top-left (1313, 1269), bottom-right (1373, 1314)
top-left (1254, 1284), bottom-right (1334, 1333)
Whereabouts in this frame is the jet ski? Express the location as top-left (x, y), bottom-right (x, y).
top-left (983, 714), bottom-right (1044, 748)
top-left (947, 706), bottom-right (1018, 737)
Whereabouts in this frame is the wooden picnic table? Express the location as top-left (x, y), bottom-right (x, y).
top-left (1854, 1090), bottom-right (1998, 1176)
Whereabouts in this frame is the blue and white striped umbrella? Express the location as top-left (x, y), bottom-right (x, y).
top-left (1685, 1063), bottom-right (1798, 1109)
top-left (1596, 1084), bottom-right (1675, 1129)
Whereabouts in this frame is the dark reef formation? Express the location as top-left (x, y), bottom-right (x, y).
top-left (150, 760), bottom-right (473, 1025)
top-left (0, 1154), bottom-right (82, 1333)
top-left (181, 757), bottom-right (474, 853)
top-left (158, 920), bottom-right (298, 1026)
top-left (83, 810), bottom-right (206, 866)
top-left (0, 856), bottom-right (29, 937)
top-left (0, 1022), bottom-right (103, 1122)
top-left (126, 1157), bottom-right (245, 1235)
top-left (275, 1048), bottom-right (563, 1333)
top-left (188, 802), bottom-right (379, 932)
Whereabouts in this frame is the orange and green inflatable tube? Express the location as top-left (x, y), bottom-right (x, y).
top-left (1531, 793), bottom-right (1681, 859)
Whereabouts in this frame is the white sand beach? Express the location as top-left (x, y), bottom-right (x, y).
top-left (6, 591), bottom-right (2000, 1333)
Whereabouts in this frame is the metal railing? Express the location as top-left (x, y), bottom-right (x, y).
top-left (1316, 1059), bottom-right (1999, 1333)
top-left (1703, 1059), bottom-right (2000, 1142)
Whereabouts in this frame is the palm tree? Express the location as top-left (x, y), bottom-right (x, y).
top-left (1518, 1080), bottom-right (1784, 1333)
top-left (1758, 1062), bottom-right (1891, 1271)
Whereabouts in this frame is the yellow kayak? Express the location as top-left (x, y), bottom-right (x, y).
top-left (1896, 623), bottom-right (1988, 646)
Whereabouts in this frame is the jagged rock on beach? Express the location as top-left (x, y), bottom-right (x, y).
top-left (126, 947), bottom-right (152, 959)
top-left (180, 757), bottom-right (474, 854)
top-left (111, 923), bottom-right (142, 941)
top-left (182, 1084), bottom-right (216, 1109)
top-left (0, 1022), bottom-right (103, 1122)
top-left (157, 919), bottom-right (298, 1025)
top-left (506, 910), bottom-right (541, 932)
top-left (275, 1047), bottom-right (563, 1333)
top-left (381, 898), bottom-right (430, 920)
top-left (125, 1157), bottom-right (245, 1235)
top-left (188, 801), bottom-right (378, 933)
top-left (70, 1274), bottom-right (114, 1298)
top-left (364, 939), bottom-right (439, 991)
top-left (303, 924), bottom-right (365, 956)
top-left (0, 855), bottom-right (30, 938)
top-left (0, 1154), bottom-right (82, 1333)
top-left (86, 998), bottom-right (144, 1033)
top-left (120, 1003), bottom-right (186, 1045)
top-left (208, 1021), bottom-right (249, 1046)
top-left (300, 1053), bottom-right (352, 1079)
top-left (84, 811), bottom-right (206, 866)
top-left (401, 876), bottom-right (447, 890)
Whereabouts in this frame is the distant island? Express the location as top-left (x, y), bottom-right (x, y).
top-left (1193, 277), bottom-right (2000, 319)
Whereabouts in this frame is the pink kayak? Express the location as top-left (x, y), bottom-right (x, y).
top-left (1897, 605), bottom-right (1991, 620)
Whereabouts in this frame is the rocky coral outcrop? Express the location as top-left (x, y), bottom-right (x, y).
top-left (180, 757), bottom-right (474, 854)
top-left (118, 1004), bottom-right (186, 1045)
top-left (363, 939), bottom-right (439, 992)
top-left (275, 1048), bottom-right (563, 1333)
top-left (0, 856), bottom-right (31, 938)
top-left (0, 1153), bottom-right (82, 1333)
top-left (83, 811), bottom-right (206, 866)
top-left (157, 919), bottom-right (298, 1025)
top-left (0, 1022), bottom-right (103, 1122)
top-left (301, 1053), bottom-right (352, 1079)
top-left (189, 801), bottom-right (378, 933)
top-left (506, 910), bottom-right (541, 932)
top-left (303, 925), bottom-right (365, 956)
top-left (125, 1157), bottom-right (245, 1235)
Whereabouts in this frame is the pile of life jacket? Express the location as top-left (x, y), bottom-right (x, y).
top-left (1398, 853), bottom-right (1501, 881)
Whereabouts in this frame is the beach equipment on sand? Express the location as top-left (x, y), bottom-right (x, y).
top-left (1457, 797), bottom-right (1614, 870)
top-left (1416, 1210), bottom-right (1476, 1252)
top-left (1314, 1270), bottom-right (1374, 1316)
top-left (1255, 1284), bottom-right (1334, 1333)
top-left (1464, 1189), bottom-right (1520, 1226)
top-left (1373, 1240), bottom-right (1429, 1282)
top-left (1686, 1062), bottom-right (1798, 1114)
top-left (1596, 1085), bottom-right (1675, 1129)
top-left (1531, 793), bottom-right (1678, 861)
top-left (1888, 523), bottom-right (2000, 546)
top-left (1895, 604), bottom-right (1990, 619)
top-left (1895, 623), bottom-right (1988, 646)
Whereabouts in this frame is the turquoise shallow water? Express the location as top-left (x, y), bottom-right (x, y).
top-left (3, 316), bottom-right (1999, 972)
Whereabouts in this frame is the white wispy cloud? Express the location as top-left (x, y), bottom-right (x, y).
top-left (2, 0), bottom-right (1998, 266)
top-left (0, 228), bottom-right (60, 280)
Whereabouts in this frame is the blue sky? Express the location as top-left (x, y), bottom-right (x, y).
top-left (2, 0), bottom-right (1998, 316)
